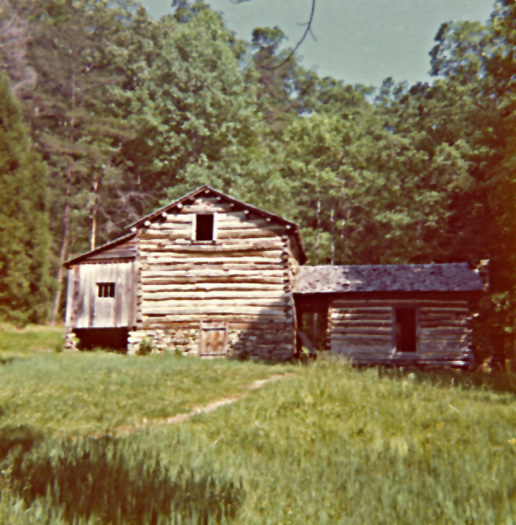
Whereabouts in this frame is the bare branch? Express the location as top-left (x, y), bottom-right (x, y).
top-left (232, 0), bottom-right (317, 70)
top-left (262, 0), bottom-right (316, 70)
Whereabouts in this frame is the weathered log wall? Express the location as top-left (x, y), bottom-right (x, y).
top-left (130, 194), bottom-right (297, 360)
top-left (328, 297), bottom-right (472, 366)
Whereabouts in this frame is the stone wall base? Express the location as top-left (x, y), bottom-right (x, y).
top-left (128, 323), bottom-right (296, 361)
top-left (64, 330), bottom-right (79, 352)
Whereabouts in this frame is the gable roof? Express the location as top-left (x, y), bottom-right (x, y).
top-left (126, 185), bottom-right (296, 229)
top-left (294, 263), bottom-right (484, 294)
top-left (123, 185), bottom-right (306, 263)
top-left (65, 186), bottom-right (307, 267)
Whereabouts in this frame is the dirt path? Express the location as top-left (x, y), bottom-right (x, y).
top-left (110, 373), bottom-right (293, 438)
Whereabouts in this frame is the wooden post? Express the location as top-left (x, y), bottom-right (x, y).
top-left (315, 200), bottom-right (320, 265)
top-left (330, 207), bottom-right (335, 265)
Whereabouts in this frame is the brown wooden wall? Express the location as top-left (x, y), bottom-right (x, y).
top-left (66, 262), bottom-right (136, 329)
top-left (328, 297), bottom-right (472, 366)
top-left (136, 195), bottom-right (297, 359)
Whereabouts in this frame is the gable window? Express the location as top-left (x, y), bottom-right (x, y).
top-left (97, 282), bottom-right (115, 298)
top-left (395, 307), bottom-right (417, 353)
top-left (195, 213), bottom-right (215, 241)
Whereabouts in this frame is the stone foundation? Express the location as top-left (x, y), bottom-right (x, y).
top-left (64, 330), bottom-right (79, 352)
top-left (128, 323), bottom-right (295, 360)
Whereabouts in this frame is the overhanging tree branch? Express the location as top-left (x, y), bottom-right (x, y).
top-left (232, 0), bottom-right (317, 70)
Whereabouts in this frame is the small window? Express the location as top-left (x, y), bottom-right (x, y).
top-left (395, 308), bottom-right (417, 353)
top-left (97, 282), bottom-right (115, 298)
top-left (195, 214), bottom-right (214, 241)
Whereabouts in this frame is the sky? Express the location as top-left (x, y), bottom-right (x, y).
top-left (140, 0), bottom-right (495, 87)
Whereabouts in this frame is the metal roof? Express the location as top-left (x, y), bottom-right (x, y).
top-left (294, 263), bottom-right (484, 294)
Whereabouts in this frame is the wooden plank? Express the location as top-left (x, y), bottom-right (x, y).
top-left (332, 300), bottom-right (468, 308)
top-left (331, 327), bottom-right (393, 335)
top-left (141, 283), bottom-right (286, 292)
top-left (142, 306), bottom-right (289, 315)
top-left (142, 256), bottom-right (283, 264)
top-left (64, 268), bottom-right (76, 327)
top-left (331, 320), bottom-right (393, 328)
top-left (142, 263), bottom-right (286, 271)
top-left (139, 241), bottom-right (284, 252)
top-left (141, 313), bottom-right (290, 322)
top-left (141, 269), bottom-right (286, 279)
top-left (142, 291), bottom-right (287, 300)
top-left (297, 330), bottom-right (317, 357)
top-left (141, 250), bottom-right (285, 259)
top-left (143, 299), bottom-right (289, 308)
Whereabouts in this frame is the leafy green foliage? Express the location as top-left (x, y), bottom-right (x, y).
top-left (0, 76), bottom-right (52, 324)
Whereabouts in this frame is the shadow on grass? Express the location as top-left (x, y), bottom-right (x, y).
top-left (1, 429), bottom-right (245, 524)
top-left (374, 366), bottom-right (516, 397)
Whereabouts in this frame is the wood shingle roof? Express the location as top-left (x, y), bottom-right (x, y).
top-left (294, 263), bottom-right (484, 294)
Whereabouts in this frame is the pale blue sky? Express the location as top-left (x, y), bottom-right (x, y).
top-left (140, 0), bottom-right (494, 86)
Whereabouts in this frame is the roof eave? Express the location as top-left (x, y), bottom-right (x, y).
top-left (64, 232), bottom-right (137, 268)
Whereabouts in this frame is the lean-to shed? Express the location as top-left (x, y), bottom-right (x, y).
top-left (294, 264), bottom-right (484, 367)
top-left (64, 186), bottom-right (306, 360)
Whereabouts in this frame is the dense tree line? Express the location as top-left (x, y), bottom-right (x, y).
top-left (0, 0), bottom-right (514, 361)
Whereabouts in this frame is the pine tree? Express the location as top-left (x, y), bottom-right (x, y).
top-left (0, 75), bottom-right (52, 324)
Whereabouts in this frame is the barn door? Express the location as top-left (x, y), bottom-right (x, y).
top-left (199, 324), bottom-right (227, 356)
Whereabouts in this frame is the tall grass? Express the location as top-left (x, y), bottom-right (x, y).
top-left (0, 349), bottom-right (292, 435)
top-left (3, 324), bottom-right (516, 523)
top-left (0, 427), bottom-right (244, 524)
top-left (128, 358), bottom-right (516, 523)
top-left (0, 323), bottom-right (63, 360)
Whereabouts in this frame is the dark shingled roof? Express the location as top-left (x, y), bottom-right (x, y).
top-left (294, 263), bottom-right (484, 294)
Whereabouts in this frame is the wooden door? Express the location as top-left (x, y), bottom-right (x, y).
top-left (199, 325), bottom-right (227, 356)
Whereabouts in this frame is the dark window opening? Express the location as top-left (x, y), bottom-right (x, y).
top-left (395, 308), bottom-right (417, 353)
top-left (97, 282), bottom-right (115, 298)
top-left (196, 214), bottom-right (214, 241)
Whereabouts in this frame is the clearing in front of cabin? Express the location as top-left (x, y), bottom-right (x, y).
top-left (1, 325), bottom-right (516, 523)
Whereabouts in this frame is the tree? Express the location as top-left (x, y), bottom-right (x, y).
top-left (14, 0), bottom-right (142, 318)
top-left (428, 1), bottom-right (516, 361)
top-left (0, 75), bottom-right (52, 323)
top-left (130, 4), bottom-right (268, 201)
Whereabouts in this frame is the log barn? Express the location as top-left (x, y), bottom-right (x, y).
top-left (64, 186), bottom-right (483, 365)
top-left (65, 186), bottom-right (306, 360)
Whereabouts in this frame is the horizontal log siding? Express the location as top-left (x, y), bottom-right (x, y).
top-left (136, 196), bottom-right (296, 360)
top-left (329, 297), bottom-right (472, 366)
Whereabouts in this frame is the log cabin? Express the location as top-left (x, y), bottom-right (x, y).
top-left (294, 264), bottom-right (484, 367)
top-left (64, 186), bottom-right (484, 365)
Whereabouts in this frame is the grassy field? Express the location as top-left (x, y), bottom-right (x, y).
top-left (1, 325), bottom-right (516, 523)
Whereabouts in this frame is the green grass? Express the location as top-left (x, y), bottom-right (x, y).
top-left (0, 350), bottom-right (290, 436)
top-left (2, 325), bottom-right (516, 523)
top-left (128, 359), bottom-right (516, 524)
top-left (0, 323), bottom-right (64, 359)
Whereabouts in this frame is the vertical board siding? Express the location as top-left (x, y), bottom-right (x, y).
top-left (72, 262), bottom-right (135, 329)
top-left (329, 298), bottom-right (472, 365)
top-left (137, 195), bottom-right (296, 359)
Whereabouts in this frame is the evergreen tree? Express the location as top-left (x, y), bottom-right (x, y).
top-left (0, 75), bottom-right (52, 324)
